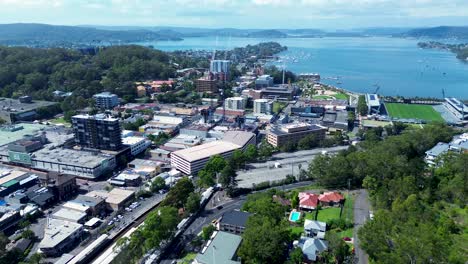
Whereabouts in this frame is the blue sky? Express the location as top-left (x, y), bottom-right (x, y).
top-left (0, 0), bottom-right (467, 29)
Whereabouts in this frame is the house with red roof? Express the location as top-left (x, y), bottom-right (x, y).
top-left (299, 192), bottom-right (319, 211)
top-left (318, 192), bottom-right (344, 207)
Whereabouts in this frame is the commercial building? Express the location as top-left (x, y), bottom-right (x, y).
top-left (193, 231), bottom-right (242, 264)
top-left (366, 94), bottom-right (381, 114)
top-left (38, 173), bottom-right (77, 202)
top-left (444, 97), bottom-right (468, 121)
top-left (63, 195), bottom-right (106, 216)
top-left (0, 97), bottom-right (57, 124)
top-left (218, 210), bottom-right (251, 235)
top-left (128, 159), bottom-right (162, 177)
top-left (109, 171), bottom-right (142, 187)
top-left (225, 97), bottom-right (246, 110)
top-left (122, 136), bottom-right (151, 156)
top-left (85, 188), bottom-right (135, 211)
top-left (267, 123), bottom-right (327, 148)
top-left (72, 114), bottom-right (122, 151)
top-left (255, 75), bottom-right (274, 89)
top-left (253, 99), bottom-right (273, 115)
top-left (38, 219), bottom-right (83, 257)
top-left (52, 208), bottom-right (87, 223)
top-left (171, 131), bottom-right (255, 175)
top-left (195, 78), bottom-right (218, 93)
top-left (93, 92), bottom-right (119, 109)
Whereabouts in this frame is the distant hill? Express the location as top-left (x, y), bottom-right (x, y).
top-left (403, 26), bottom-right (468, 39)
top-left (0, 23), bottom-right (182, 47)
top-left (247, 30), bottom-right (287, 38)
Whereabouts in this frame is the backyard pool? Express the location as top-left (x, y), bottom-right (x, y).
top-left (289, 211), bottom-right (301, 222)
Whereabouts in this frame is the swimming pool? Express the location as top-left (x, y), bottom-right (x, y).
top-left (289, 211), bottom-right (301, 222)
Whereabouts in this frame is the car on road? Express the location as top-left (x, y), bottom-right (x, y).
top-left (125, 207), bottom-right (132, 212)
top-left (108, 220), bottom-right (114, 226)
top-left (216, 205), bottom-right (223, 210)
top-left (117, 215), bottom-right (123, 219)
top-left (369, 210), bottom-right (374, 220)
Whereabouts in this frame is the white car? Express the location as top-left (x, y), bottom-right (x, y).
top-left (369, 211), bottom-right (374, 220)
top-left (108, 220), bottom-right (114, 226)
top-left (117, 215), bottom-right (123, 219)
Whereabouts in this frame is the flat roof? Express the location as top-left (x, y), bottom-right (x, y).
top-left (0, 123), bottom-right (49, 146)
top-left (0, 97), bottom-right (56, 113)
top-left (72, 114), bottom-right (119, 122)
top-left (39, 219), bottom-right (82, 249)
top-left (84, 217), bottom-right (102, 227)
top-left (85, 188), bottom-right (134, 206)
top-left (122, 136), bottom-right (147, 145)
top-left (32, 148), bottom-right (114, 168)
top-left (0, 169), bottom-right (29, 186)
top-left (52, 208), bottom-right (87, 222)
top-left (172, 141), bottom-right (240, 162)
top-left (269, 124), bottom-right (326, 136)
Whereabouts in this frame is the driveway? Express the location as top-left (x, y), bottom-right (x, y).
top-left (353, 189), bottom-right (370, 264)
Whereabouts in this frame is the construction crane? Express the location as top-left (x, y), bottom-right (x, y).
top-left (442, 88), bottom-right (446, 99)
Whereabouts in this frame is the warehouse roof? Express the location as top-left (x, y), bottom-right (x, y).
top-left (39, 219), bottom-right (82, 250)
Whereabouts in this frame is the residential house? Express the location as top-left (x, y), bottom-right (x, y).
top-left (304, 219), bottom-right (326, 239)
top-left (218, 210), bottom-right (251, 235)
top-left (193, 231), bottom-right (242, 264)
top-left (299, 192), bottom-right (319, 211)
top-left (318, 192), bottom-right (344, 207)
top-left (296, 237), bottom-right (328, 262)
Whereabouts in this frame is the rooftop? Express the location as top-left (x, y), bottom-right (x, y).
top-left (366, 94), bottom-right (380, 107)
top-left (172, 141), bottom-right (240, 162)
top-left (222, 131), bottom-right (255, 148)
top-left (195, 231), bottom-right (242, 264)
top-left (52, 208), bottom-right (87, 222)
top-left (270, 123), bottom-right (326, 136)
top-left (122, 136), bottom-right (148, 146)
top-left (0, 97), bottom-right (56, 114)
top-left (85, 188), bottom-right (134, 206)
top-left (220, 210), bottom-right (251, 227)
top-left (72, 114), bottom-right (119, 122)
top-left (297, 237), bottom-right (328, 261)
top-left (0, 123), bottom-right (49, 147)
top-left (31, 148), bottom-right (115, 169)
top-left (93, 92), bottom-right (117, 98)
top-left (39, 219), bottom-right (83, 250)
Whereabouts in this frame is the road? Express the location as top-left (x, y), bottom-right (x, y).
top-left (237, 146), bottom-right (348, 188)
top-left (159, 181), bottom-right (314, 264)
top-left (353, 189), bottom-right (370, 264)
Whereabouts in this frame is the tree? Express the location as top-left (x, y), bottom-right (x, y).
top-left (150, 177), bottom-right (166, 193)
top-left (201, 225), bottom-right (216, 240)
top-left (244, 144), bottom-right (258, 162)
top-left (197, 169), bottom-right (216, 188)
top-left (298, 134), bottom-right (319, 150)
top-left (231, 149), bottom-right (245, 169)
top-left (238, 216), bottom-right (291, 264)
top-left (185, 192), bottom-right (201, 214)
top-left (357, 95), bottom-right (368, 116)
top-left (291, 191), bottom-right (299, 209)
top-left (28, 253), bottom-right (44, 264)
top-left (258, 139), bottom-right (274, 159)
top-left (161, 177), bottom-right (194, 208)
top-left (21, 229), bottom-right (35, 240)
top-left (219, 163), bottom-right (237, 189)
top-left (288, 247), bottom-right (304, 264)
top-left (325, 232), bottom-right (350, 264)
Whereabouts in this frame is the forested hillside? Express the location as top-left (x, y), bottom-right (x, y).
top-left (0, 45), bottom-right (175, 113)
top-left (308, 123), bottom-right (467, 263)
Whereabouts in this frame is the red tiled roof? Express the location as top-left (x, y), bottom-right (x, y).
top-left (299, 192), bottom-right (319, 209)
top-left (318, 192), bottom-right (344, 203)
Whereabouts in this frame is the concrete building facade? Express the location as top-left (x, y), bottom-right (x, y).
top-left (267, 123), bottom-right (327, 148)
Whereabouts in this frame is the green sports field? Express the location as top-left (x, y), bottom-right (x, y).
top-left (385, 103), bottom-right (444, 122)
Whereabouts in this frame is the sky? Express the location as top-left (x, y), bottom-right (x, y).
top-left (0, 0), bottom-right (467, 29)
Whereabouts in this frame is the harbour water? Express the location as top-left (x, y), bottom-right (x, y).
top-left (137, 37), bottom-right (468, 99)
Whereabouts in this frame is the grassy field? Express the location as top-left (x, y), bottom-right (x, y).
top-left (334, 93), bottom-right (349, 100)
top-left (49, 117), bottom-right (71, 126)
top-left (385, 103), bottom-right (444, 122)
top-left (313, 95), bottom-right (333, 99)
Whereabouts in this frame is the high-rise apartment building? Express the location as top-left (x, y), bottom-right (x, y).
top-left (93, 92), bottom-right (119, 109)
top-left (72, 114), bottom-right (122, 151)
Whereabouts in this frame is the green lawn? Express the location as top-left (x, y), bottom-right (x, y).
top-left (334, 93), bottom-right (349, 100)
top-left (317, 207), bottom-right (341, 222)
top-left (312, 95), bottom-right (333, 99)
top-left (289, 226), bottom-right (305, 237)
top-left (337, 228), bottom-right (354, 238)
top-left (385, 103), bottom-right (444, 122)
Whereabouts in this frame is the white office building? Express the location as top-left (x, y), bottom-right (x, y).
top-left (225, 97), bottom-right (247, 110)
top-left (253, 99), bottom-right (273, 115)
top-left (122, 136), bottom-right (152, 156)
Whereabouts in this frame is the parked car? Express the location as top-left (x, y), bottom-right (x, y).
top-left (108, 220), bottom-right (114, 226)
